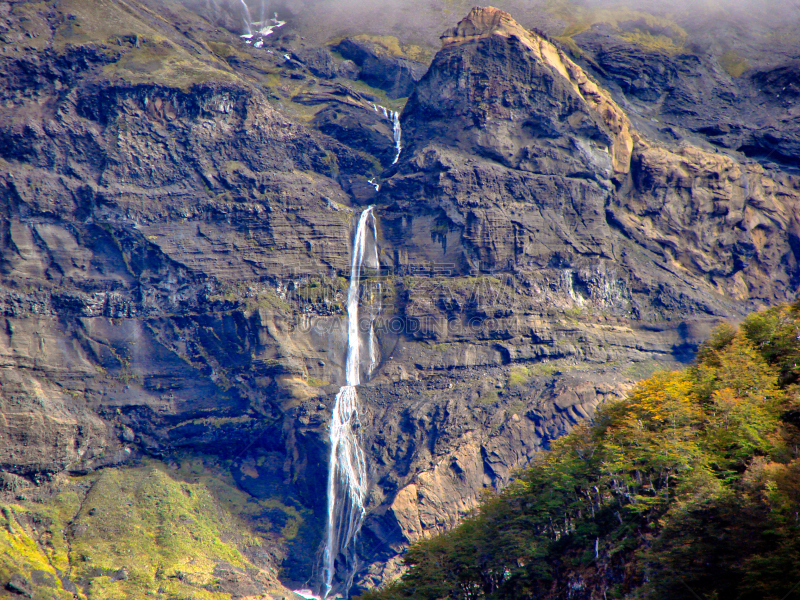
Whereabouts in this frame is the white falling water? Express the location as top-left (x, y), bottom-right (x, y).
top-left (240, 0), bottom-right (285, 44)
top-left (390, 111), bottom-right (402, 165)
top-left (238, 0), bottom-right (253, 37)
top-left (322, 207), bottom-right (379, 599)
top-left (256, 12), bottom-right (286, 36)
top-left (371, 104), bottom-right (403, 165)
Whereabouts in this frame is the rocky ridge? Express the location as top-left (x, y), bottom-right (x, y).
top-left (356, 7), bottom-right (799, 586)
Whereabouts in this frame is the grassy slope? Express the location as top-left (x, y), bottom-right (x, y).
top-left (5, 0), bottom-right (247, 90)
top-left (0, 458), bottom-right (299, 599)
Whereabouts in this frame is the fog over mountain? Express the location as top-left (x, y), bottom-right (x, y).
top-left (183, 0), bottom-right (800, 59)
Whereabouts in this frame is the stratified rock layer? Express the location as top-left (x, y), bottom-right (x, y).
top-left (0, 2), bottom-right (798, 596)
top-left (360, 6), bottom-right (800, 587)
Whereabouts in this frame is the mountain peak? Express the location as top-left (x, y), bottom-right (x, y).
top-left (431, 6), bottom-right (636, 178)
top-left (440, 6), bottom-right (532, 47)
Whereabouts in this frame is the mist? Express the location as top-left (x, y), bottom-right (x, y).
top-left (176, 0), bottom-right (800, 66)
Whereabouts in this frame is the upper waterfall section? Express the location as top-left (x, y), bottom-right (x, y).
top-left (401, 6), bottom-right (634, 182)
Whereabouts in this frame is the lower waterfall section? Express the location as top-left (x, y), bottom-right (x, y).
top-left (323, 385), bottom-right (368, 598)
top-left (321, 207), bottom-right (379, 598)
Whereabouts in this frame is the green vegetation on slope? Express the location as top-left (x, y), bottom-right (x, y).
top-left (362, 301), bottom-right (800, 600)
top-left (65, 0), bottom-right (233, 88)
top-left (720, 49), bottom-right (751, 77)
top-left (1, 0), bottom-right (243, 91)
top-left (546, 0), bottom-right (688, 58)
top-left (0, 459), bottom-right (292, 600)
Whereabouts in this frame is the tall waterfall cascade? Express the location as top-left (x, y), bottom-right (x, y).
top-left (322, 207), bottom-right (380, 598)
top-left (372, 104), bottom-right (403, 165)
top-left (238, 0), bottom-right (253, 37)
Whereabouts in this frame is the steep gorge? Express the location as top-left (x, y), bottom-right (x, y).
top-left (0, 1), bottom-right (799, 598)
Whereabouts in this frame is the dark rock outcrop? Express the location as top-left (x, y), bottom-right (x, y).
top-left (5, 574), bottom-right (32, 597)
top-left (312, 102), bottom-right (398, 168)
top-left (333, 38), bottom-right (427, 99)
top-left (570, 19), bottom-right (800, 173)
top-left (291, 46), bottom-right (359, 80)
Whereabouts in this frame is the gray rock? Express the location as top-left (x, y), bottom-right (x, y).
top-left (121, 426), bottom-right (135, 443)
top-left (333, 38), bottom-right (427, 99)
top-left (291, 47), bottom-right (358, 80)
top-left (5, 574), bottom-right (32, 597)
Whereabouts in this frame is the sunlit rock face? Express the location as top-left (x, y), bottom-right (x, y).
top-left (385, 7), bottom-right (799, 308)
top-left (0, 1), bottom-right (799, 597)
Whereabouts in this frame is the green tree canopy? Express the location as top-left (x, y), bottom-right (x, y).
top-left (361, 300), bottom-right (800, 600)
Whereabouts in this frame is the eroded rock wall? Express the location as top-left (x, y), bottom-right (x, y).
top-left (0, 1), bottom-right (799, 596)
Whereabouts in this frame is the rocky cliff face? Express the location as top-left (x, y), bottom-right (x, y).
top-left (0, 1), bottom-right (799, 597)
top-left (355, 6), bottom-right (800, 588)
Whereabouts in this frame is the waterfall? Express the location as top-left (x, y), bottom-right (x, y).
top-left (238, 0), bottom-right (253, 37)
top-left (322, 207), bottom-right (379, 599)
top-left (240, 0), bottom-right (285, 44)
top-left (371, 104), bottom-right (403, 166)
top-left (257, 12), bottom-right (286, 36)
top-left (390, 111), bottom-right (402, 165)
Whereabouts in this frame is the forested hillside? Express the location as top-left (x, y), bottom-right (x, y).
top-left (362, 301), bottom-right (800, 600)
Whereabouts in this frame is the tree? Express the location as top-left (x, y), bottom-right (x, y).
top-left (360, 304), bottom-right (800, 600)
